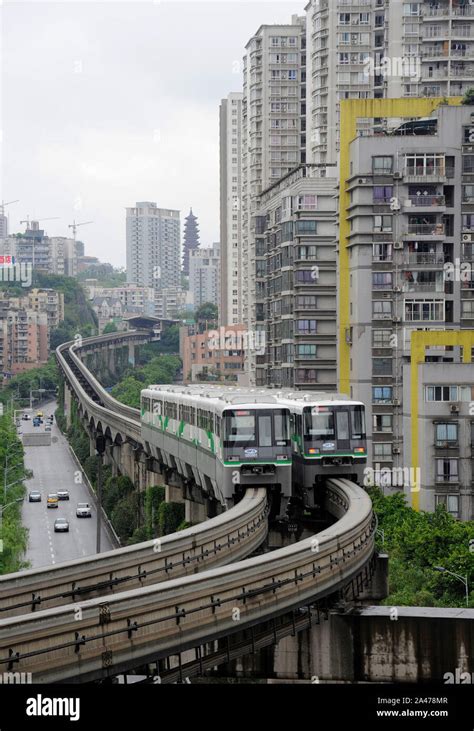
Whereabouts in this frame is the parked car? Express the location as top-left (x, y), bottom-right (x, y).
top-left (36, 411), bottom-right (44, 418)
top-left (45, 426), bottom-right (51, 432)
top-left (47, 494), bottom-right (59, 508)
top-left (28, 491), bottom-right (41, 503)
top-left (22, 414), bottom-right (30, 421)
top-left (57, 489), bottom-right (69, 501)
top-left (76, 502), bottom-right (92, 518)
top-left (54, 518), bottom-right (69, 533)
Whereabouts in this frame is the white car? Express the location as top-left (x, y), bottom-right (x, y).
top-left (76, 502), bottom-right (92, 518)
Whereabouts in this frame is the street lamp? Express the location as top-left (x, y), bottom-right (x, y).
top-left (0, 497), bottom-right (23, 517)
top-left (434, 566), bottom-right (470, 607)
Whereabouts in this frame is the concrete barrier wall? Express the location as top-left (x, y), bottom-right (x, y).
top-left (22, 433), bottom-right (52, 447)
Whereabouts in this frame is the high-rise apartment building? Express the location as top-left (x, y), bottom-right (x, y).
top-left (253, 165), bottom-right (338, 389)
top-left (126, 202), bottom-right (181, 290)
top-left (306, 0), bottom-right (474, 165)
top-left (241, 15), bottom-right (307, 381)
top-left (219, 92), bottom-right (244, 326)
top-left (344, 102), bottom-right (474, 519)
top-left (189, 242), bottom-right (220, 310)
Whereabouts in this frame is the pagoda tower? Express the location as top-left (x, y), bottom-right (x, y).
top-left (182, 208), bottom-right (200, 275)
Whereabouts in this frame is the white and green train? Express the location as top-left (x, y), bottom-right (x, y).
top-left (140, 384), bottom-right (367, 516)
top-left (141, 385), bottom-right (293, 515)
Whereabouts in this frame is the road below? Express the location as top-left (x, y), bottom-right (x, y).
top-left (19, 401), bottom-right (113, 569)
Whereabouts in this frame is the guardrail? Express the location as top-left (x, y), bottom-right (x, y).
top-left (0, 488), bottom-right (268, 618)
top-left (0, 478), bottom-right (375, 683)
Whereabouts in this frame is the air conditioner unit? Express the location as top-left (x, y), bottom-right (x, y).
top-left (404, 199), bottom-right (412, 208)
top-left (462, 233), bottom-right (473, 243)
top-left (393, 241), bottom-right (403, 250)
top-left (393, 286), bottom-right (402, 293)
top-left (358, 177), bottom-right (370, 184)
top-left (392, 447), bottom-right (401, 455)
top-left (392, 316), bottom-right (402, 323)
top-left (393, 172), bottom-right (402, 180)
top-left (393, 399), bottom-right (401, 407)
top-left (449, 403), bottom-right (460, 413)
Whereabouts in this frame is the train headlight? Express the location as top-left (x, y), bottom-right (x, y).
top-left (354, 447), bottom-right (366, 454)
top-left (227, 456), bottom-right (240, 462)
top-left (276, 455), bottom-right (288, 461)
top-left (308, 448), bottom-right (319, 454)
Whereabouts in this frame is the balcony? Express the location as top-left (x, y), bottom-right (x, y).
top-left (403, 253), bottom-right (445, 266)
top-left (403, 195), bottom-right (446, 210)
top-left (404, 223), bottom-right (445, 239)
top-left (402, 281), bottom-right (445, 293)
top-left (403, 168), bottom-right (452, 184)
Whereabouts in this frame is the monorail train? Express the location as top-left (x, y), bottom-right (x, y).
top-left (140, 385), bottom-right (292, 516)
top-left (274, 391), bottom-right (367, 509)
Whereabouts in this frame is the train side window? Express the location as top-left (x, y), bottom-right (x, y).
top-left (336, 411), bottom-right (350, 440)
top-left (259, 415), bottom-right (272, 447)
top-left (215, 415), bottom-right (220, 437)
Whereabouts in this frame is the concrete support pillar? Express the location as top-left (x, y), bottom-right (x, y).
top-left (64, 386), bottom-right (72, 429)
top-left (166, 484), bottom-right (184, 503)
top-left (185, 499), bottom-right (207, 524)
top-left (108, 347), bottom-right (116, 376)
top-left (128, 342), bottom-right (135, 367)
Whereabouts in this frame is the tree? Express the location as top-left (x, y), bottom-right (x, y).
top-left (462, 88), bottom-right (474, 105)
top-left (196, 302), bottom-right (218, 322)
top-left (103, 321), bottom-right (118, 334)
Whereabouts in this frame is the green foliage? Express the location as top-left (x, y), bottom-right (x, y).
top-left (77, 265), bottom-right (125, 287)
top-left (0, 357), bottom-right (59, 410)
top-left (158, 501), bottom-right (185, 536)
top-left (111, 493), bottom-right (139, 543)
top-left (103, 321), bottom-right (119, 334)
top-left (144, 485), bottom-right (165, 538)
top-left (461, 88), bottom-right (474, 105)
top-left (195, 302), bottom-right (218, 322)
top-left (369, 488), bottom-right (474, 607)
top-left (0, 414), bottom-right (29, 574)
top-left (111, 354), bottom-right (181, 408)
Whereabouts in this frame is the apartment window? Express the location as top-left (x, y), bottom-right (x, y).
top-left (288, 70), bottom-right (297, 80)
top-left (297, 344), bottom-right (317, 357)
top-left (296, 369), bottom-right (317, 383)
top-left (373, 443), bottom-right (392, 459)
top-left (463, 185), bottom-right (474, 202)
top-left (373, 243), bottom-right (392, 261)
top-left (297, 245), bottom-right (317, 260)
top-left (405, 300), bottom-right (444, 322)
top-left (373, 300), bottom-right (392, 319)
top-left (403, 3), bottom-right (420, 15)
top-left (374, 215), bottom-right (392, 232)
top-left (435, 494), bottom-right (459, 517)
top-left (373, 329), bottom-right (393, 348)
top-left (425, 386), bottom-right (460, 402)
top-left (374, 414), bottom-right (393, 433)
top-left (373, 156), bottom-right (393, 174)
top-left (462, 214), bottom-right (474, 231)
top-left (293, 195), bottom-right (317, 211)
top-left (436, 459), bottom-right (459, 483)
top-left (296, 295), bottom-right (317, 308)
top-left (295, 270), bottom-right (315, 284)
top-left (463, 155), bottom-right (474, 174)
top-left (373, 272), bottom-right (393, 289)
top-left (297, 319), bottom-right (317, 334)
top-left (295, 220), bottom-right (317, 234)
top-left (373, 186), bottom-right (393, 203)
top-left (405, 153), bottom-right (445, 177)
top-left (373, 386), bottom-right (393, 403)
top-left (461, 300), bottom-right (474, 318)
top-left (435, 423), bottom-right (458, 447)
top-left (373, 357), bottom-right (393, 376)
top-left (339, 13), bottom-right (350, 24)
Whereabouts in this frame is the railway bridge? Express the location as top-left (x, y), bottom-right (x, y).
top-left (0, 331), bottom-right (381, 682)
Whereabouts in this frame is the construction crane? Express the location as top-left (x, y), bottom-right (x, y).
top-left (0, 200), bottom-right (19, 216)
top-left (20, 216), bottom-right (60, 230)
top-left (68, 220), bottom-right (93, 239)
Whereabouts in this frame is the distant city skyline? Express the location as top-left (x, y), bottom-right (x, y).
top-left (1, 1), bottom-right (301, 267)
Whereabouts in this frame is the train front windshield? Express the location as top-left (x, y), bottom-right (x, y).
top-left (303, 406), bottom-right (366, 443)
top-left (223, 409), bottom-right (290, 449)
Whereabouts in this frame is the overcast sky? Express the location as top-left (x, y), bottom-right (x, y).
top-left (1, 0), bottom-right (302, 267)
